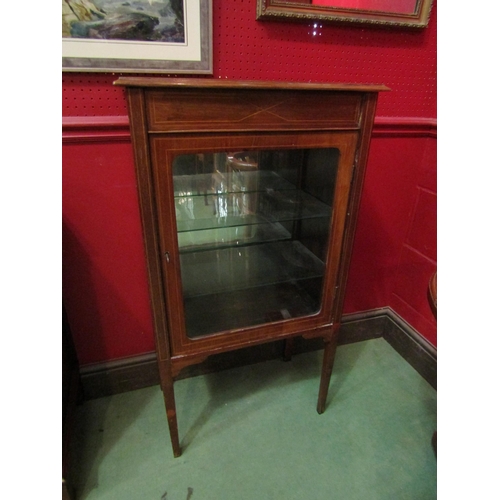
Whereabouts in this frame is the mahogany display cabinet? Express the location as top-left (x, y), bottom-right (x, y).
top-left (115, 77), bottom-right (388, 457)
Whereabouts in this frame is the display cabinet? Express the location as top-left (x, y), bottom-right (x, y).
top-left (115, 77), bottom-right (388, 457)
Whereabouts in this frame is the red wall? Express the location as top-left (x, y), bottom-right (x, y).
top-left (345, 129), bottom-right (436, 345)
top-left (62, 0), bottom-right (437, 366)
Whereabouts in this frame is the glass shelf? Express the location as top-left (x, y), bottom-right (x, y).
top-left (177, 220), bottom-right (292, 253)
top-left (173, 170), bottom-right (297, 198)
top-left (184, 279), bottom-right (321, 338)
top-left (180, 240), bottom-right (325, 338)
top-left (180, 240), bottom-right (325, 299)
top-left (175, 184), bottom-right (331, 234)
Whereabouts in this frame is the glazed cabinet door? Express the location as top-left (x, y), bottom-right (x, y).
top-left (150, 131), bottom-right (358, 356)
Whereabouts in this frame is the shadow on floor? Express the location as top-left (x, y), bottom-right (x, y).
top-left (179, 342), bottom-right (367, 452)
top-left (71, 386), bottom-right (157, 498)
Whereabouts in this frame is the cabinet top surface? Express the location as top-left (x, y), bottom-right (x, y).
top-left (114, 77), bottom-right (389, 93)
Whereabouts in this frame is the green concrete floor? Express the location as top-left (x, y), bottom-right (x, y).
top-left (69, 338), bottom-right (437, 499)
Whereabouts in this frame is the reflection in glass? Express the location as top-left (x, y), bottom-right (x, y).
top-left (172, 148), bottom-right (339, 338)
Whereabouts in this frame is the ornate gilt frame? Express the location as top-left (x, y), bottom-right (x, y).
top-left (257, 0), bottom-right (434, 28)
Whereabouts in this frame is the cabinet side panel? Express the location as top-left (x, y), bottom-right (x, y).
top-left (126, 87), bottom-right (172, 361)
top-left (332, 93), bottom-right (379, 322)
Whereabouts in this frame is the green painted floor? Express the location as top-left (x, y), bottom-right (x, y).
top-left (70, 338), bottom-right (437, 499)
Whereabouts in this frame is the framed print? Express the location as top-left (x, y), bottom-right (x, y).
top-left (257, 0), bottom-right (433, 28)
top-left (62, 0), bottom-right (212, 74)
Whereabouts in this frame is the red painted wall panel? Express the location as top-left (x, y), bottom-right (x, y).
top-left (62, 0), bottom-right (437, 365)
top-left (62, 141), bottom-right (155, 364)
top-left (406, 188), bottom-right (437, 262)
top-left (389, 136), bottom-right (437, 344)
top-left (344, 135), bottom-right (428, 311)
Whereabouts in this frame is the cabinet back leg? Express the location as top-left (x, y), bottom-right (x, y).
top-left (317, 327), bottom-right (340, 414)
top-left (283, 337), bottom-right (294, 362)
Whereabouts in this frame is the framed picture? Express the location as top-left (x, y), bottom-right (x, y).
top-left (62, 0), bottom-right (212, 73)
top-left (257, 0), bottom-right (433, 28)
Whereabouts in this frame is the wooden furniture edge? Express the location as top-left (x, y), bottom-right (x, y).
top-left (113, 77), bottom-right (390, 93)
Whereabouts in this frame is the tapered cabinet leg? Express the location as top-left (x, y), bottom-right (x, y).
top-left (317, 329), bottom-right (340, 414)
top-left (283, 337), bottom-right (294, 362)
top-left (159, 360), bottom-right (182, 457)
top-left (163, 389), bottom-right (181, 457)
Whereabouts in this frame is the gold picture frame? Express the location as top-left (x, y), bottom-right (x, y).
top-left (256, 0), bottom-right (434, 28)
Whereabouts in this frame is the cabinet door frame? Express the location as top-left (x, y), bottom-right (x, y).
top-left (149, 130), bottom-right (359, 358)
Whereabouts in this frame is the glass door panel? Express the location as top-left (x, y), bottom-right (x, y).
top-left (172, 148), bottom-right (339, 338)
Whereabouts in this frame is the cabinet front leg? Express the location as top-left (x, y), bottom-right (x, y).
top-left (317, 325), bottom-right (340, 414)
top-left (159, 360), bottom-right (182, 458)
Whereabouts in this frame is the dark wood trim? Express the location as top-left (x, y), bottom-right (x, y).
top-left (80, 307), bottom-right (435, 398)
top-left (383, 308), bottom-right (437, 389)
top-left (339, 309), bottom-right (386, 344)
top-left (80, 352), bottom-right (159, 400)
top-left (62, 116), bottom-right (437, 143)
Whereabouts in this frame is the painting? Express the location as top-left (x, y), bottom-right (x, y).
top-left (257, 0), bottom-right (433, 28)
top-left (62, 0), bottom-right (212, 73)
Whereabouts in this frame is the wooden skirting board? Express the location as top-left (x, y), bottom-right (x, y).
top-left (80, 307), bottom-right (436, 399)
